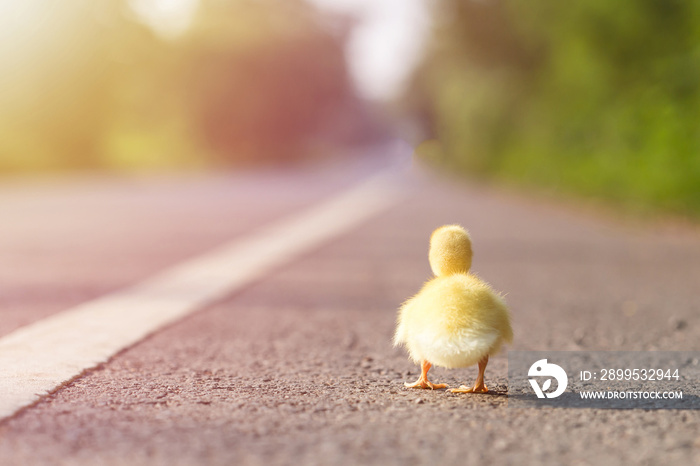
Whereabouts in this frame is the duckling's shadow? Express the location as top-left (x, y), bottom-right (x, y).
top-left (444, 388), bottom-right (508, 397)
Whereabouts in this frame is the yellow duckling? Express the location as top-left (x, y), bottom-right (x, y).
top-left (394, 225), bottom-right (513, 393)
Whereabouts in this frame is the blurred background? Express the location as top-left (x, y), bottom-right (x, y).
top-left (406, 0), bottom-right (700, 218)
top-left (1, 0), bottom-right (699, 217)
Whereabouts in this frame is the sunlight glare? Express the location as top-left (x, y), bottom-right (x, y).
top-left (307, 0), bottom-right (431, 101)
top-left (0, 1), bottom-right (54, 66)
top-left (128, 0), bottom-right (200, 39)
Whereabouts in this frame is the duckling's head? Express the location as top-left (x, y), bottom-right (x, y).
top-left (429, 225), bottom-right (472, 277)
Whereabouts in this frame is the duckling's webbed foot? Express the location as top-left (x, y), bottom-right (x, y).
top-left (405, 379), bottom-right (447, 390)
top-left (449, 383), bottom-right (488, 394)
top-left (449, 356), bottom-right (489, 394)
top-left (404, 360), bottom-right (447, 390)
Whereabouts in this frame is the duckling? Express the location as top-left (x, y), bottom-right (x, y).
top-left (393, 225), bottom-right (513, 393)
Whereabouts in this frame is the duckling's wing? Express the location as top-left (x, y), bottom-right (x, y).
top-left (393, 294), bottom-right (417, 347)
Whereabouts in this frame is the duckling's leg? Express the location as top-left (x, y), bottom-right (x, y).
top-left (404, 360), bottom-right (447, 389)
top-left (450, 356), bottom-right (489, 393)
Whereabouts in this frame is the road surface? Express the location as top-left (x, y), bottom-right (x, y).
top-left (0, 147), bottom-right (698, 465)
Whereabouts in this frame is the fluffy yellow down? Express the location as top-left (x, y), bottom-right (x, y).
top-left (393, 225), bottom-right (513, 369)
top-left (428, 225), bottom-right (472, 277)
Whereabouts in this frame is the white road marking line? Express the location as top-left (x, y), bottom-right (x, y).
top-left (0, 170), bottom-right (405, 420)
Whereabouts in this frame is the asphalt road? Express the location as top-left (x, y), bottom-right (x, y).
top-left (0, 149), bottom-right (698, 465)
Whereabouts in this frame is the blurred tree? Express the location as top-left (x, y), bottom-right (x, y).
top-left (0, 0), bottom-right (369, 172)
top-left (185, 0), bottom-right (361, 165)
top-left (408, 0), bottom-right (700, 216)
top-left (0, 0), bottom-right (168, 171)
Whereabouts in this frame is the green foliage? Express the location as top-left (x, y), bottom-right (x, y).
top-left (410, 0), bottom-right (700, 216)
